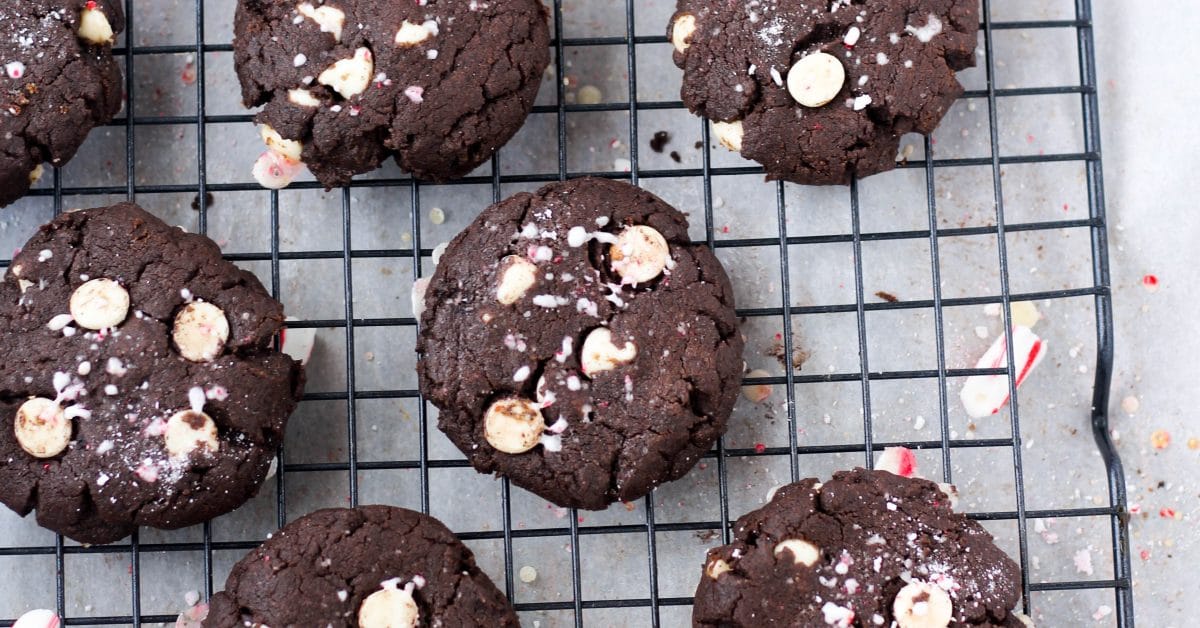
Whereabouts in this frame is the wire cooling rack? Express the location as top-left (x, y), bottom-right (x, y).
top-left (0, 0), bottom-right (1133, 626)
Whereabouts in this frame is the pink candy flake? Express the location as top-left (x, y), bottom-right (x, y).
top-left (403, 85), bottom-right (425, 104)
top-left (252, 151), bottom-right (303, 190)
top-left (875, 446), bottom-right (918, 478)
top-left (5, 61), bottom-right (26, 80)
top-left (145, 418), bottom-right (167, 437)
top-left (547, 417), bottom-right (568, 434)
top-left (136, 461), bottom-right (159, 483)
top-left (205, 386), bottom-right (229, 401)
top-left (411, 574), bottom-right (427, 589)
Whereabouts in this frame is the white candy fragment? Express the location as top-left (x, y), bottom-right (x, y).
top-left (671, 14), bottom-right (697, 53)
top-left (960, 326), bottom-right (1046, 419)
top-left (905, 14), bottom-right (944, 43)
top-left (875, 446), bottom-right (918, 478)
top-left (410, 277), bottom-right (431, 319)
top-left (12, 609), bottom-right (61, 628)
top-left (580, 328), bottom-right (637, 376)
top-left (774, 539), bottom-right (820, 567)
top-left (712, 120), bottom-right (744, 152)
top-left (318, 47), bottom-right (373, 98)
top-left (705, 558), bottom-right (732, 580)
top-left (260, 125), bottom-right (303, 162)
top-left (69, 278), bottom-right (129, 330)
top-left (786, 52), bottom-right (845, 108)
top-left (14, 398), bottom-right (71, 459)
top-left (610, 225), bottom-right (670, 284)
top-left (297, 3), bottom-right (345, 41)
top-left (394, 20), bottom-right (433, 46)
top-left (163, 410), bottom-right (219, 458)
top-left (252, 150), bottom-right (303, 189)
top-left (484, 397), bottom-right (545, 454)
top-left (496, 255), bottom-right (538, 305)
top-left (893, 581), bottom-right (953, 628)
top-left (288, 89), bottom-right (322, 107)
top-left (358, 580), bottom-right (419, 628)
top-left (78, 5), bottom-right (115, 45)
top-left (172, 301), bottom-right (230, 362)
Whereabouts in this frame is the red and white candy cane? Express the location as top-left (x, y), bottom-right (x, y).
top-left (280, 316), bottom-right (317, 366)
top-left (959, 325), bottom-right (1046, 419)
top-left (12, 610), bottom-right (60, 628)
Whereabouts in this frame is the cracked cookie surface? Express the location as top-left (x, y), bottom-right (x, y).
top-left (205, 506), bottom-right (518, 628)
top-left (0, 0), bottom-right (125, 208)
top-left (234, 0), bottom-right (550, 188)
top-left (417, 178), bottom-right (744, 510)
top-left (0, 203), bottom-right (304, 544)
top-left (693, 469), bottom-right (1026, 627)
top-left (669, 0), bottom-right (979, 185)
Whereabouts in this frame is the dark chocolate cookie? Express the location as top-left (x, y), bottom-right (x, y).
top-left (0, 203), bottom-right (304, 544)
top-left (204, 506), bottom-right (518, 628)
top-left (417, 178), bottom-right (744, 510)
top-left (669, 0), bottom-right (979, 185)
top-left (234, 0), bottom-right (550, 189)
top-left (0, 0), bottom-right (125, 207)
top-left (693, 469), bottom-right (1027, 627)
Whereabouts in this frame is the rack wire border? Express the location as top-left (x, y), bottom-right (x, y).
top-left (0, 0), bottom-right (1133, 626)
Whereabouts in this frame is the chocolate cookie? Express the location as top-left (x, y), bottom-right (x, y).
top-left (669, 0), bottom-right (979, 185)
top-left (204, 506), bottom-right (518, 628)
top-left (0, 203), bottom-right (304, 544)
top-left (234, 0), bottom-right (550, 189)
top-left (0, 0), bottom-right (125, 207)
top-left (417, 178), bottom-right (744, 510)
top-left (693, 469), bottom-right (1027, 627)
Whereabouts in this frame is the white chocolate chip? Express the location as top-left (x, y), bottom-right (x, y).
top-left (711, 120), bottom-right (744, 152)
top-left (260, 125), bottom-right (303, 161)
top-left (172, 301), bottom-right (230, 362)
top-left (705, 558), bottom-right (731, 580)
top-left (786, 52), bottom-right (845, 108)
top-left (163, 410), bottom-right (219, 458)
top-left (358, 581), bottom-right (419, 628)
top-left (28, 164), bottom-right (44, 185)
top-left (69, 278), bottom-right (129, 330)
top-left (78, 6), bottom-right (115, 45)
top-left (318, 47), bottom-right (373, 99)
top-left (671, 14), bottom-right (697, 53)
top-left (496, 255), bottom-right (538, 305)
top-left (610, 225), bottom-right (669, 284)
top-left (14, 397), bottom-right (71, 459)
top-left (580, 328), bottom-right (637, 376)
top-left (297, 2), bottom-right (345, 41)
top-left (893, 581), bottom-right (953, 628)
top-left (394, 20), bottom-right (432, 47)
top-left (288, 89), bottom-right (321, 107)
top-left (1010, 300), bottom-right (1041, 328)
top-left (774, 539), bottom-right (820, 566)
top-left (483, 397), bottom-right (545, 454)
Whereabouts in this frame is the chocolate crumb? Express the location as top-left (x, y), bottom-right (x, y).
top-left (669, 150), bottom-right (681, 163)
top-left (650, 131), bottom-right (670, 153)
top-left (191, 192), bottom-right (215, 211)
top-left (875, 291), bottom-right (899, 303)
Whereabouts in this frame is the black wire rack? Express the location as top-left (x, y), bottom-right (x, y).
top-left (0, 0), bottom-right (1133, 626)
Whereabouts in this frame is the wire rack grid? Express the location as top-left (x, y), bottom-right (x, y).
top-left (0, 0), bottom-right (1133, 626)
